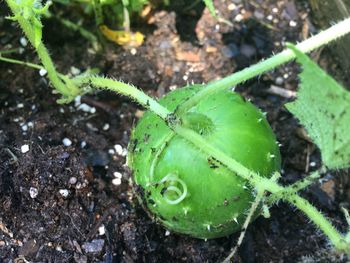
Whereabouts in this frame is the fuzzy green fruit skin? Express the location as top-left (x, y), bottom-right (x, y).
top-left (128, 85), bottom-right (281, 239)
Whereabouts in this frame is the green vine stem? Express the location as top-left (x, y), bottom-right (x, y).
top-left (73, 76), bottom-right (171, 120)
top-left (176, 18), bottom-right (350, 116)
top-left (5, 0), bottom-right (81, 101)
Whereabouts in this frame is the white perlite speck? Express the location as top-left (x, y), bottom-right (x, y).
top-left (77, 103), bottom-right (96, 114)
top-left (69, 177), bottom-right (77, 185)
top-left (62, 138), bottom-right (72, 146)
top-left (29, 187), bottom-right (38, 198)
top-left (98, 225), bottom-right (106, 236)
top-left (114, 144), bottom-right (123, 155)
top-left (113, 172), bottom-right (122, 179)
top-left (112, 178), bottom-right (122, 186)
top-left (21, 144), bottom-right (30, 153)
top-left (59, 189), bottom-right (69, 197)
top-left (20, 37), bottom-right (28, 47)
top-left (81, 141), bottom-right (87, 148)
top-left (39, 68), bottom-right (47, 76)
top-left (289, 20), bottom-right (297, 27)
top-left (70, 66), bottom-right (81, 76)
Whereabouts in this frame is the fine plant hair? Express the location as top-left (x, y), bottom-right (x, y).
top-left (3, 0), bottom-right (350, 259)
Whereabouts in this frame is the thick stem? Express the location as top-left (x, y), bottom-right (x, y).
top-left (176, 18), bottom-right (350, 115)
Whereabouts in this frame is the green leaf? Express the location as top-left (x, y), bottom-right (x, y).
top-left (286, 44), bottom-right (350, 169)
top-left (203, 0), bottom-right (217, 18)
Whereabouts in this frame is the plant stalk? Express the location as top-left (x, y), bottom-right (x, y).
top-left (5, 0), bottom-right (80, 100)
top-left (176, 17), bottom-right (350, 115)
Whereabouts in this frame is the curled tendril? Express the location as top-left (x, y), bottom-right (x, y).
top-left (158, 173), bottom-right (187, 205)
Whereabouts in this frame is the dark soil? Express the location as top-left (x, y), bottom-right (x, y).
top-left (0, 0), bottom-right (349, 262)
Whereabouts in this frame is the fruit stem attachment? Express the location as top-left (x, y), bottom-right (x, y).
top-left (176, 18), bottom-right (350, 115)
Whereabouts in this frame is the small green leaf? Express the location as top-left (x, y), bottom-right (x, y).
top-left (203, 0), bottom-right (217, 18)
top-left (286, 44), bottom-right (350, 169)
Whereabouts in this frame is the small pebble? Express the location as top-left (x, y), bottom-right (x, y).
top-left (39, 68), bottom-right (47, 76)
top-left (59, 189), bottom-right (69, 197)
top-left (165, 230), bottom-right (170, 236)
top-left (82, 239), bottom-right (105, 253)
top-left (240, 44), bottom-right (256, 58)
top-left (227, 3), bottom-right (236, 11)
top-left (17, 103), bottom-right (24, 108)
top-left (222, 43), bottom-right (239, 58)
top-left (254, 10), bottom-right (264, 20)
top-left (63, 138), bottom-right (72, 147)
top-left (275, 76), bottom-right (284, 85)
top-left (69, 177), bottom-right (77, 185)
top-left (108, 149), bottom-right (115, 155)
top-left (103, 123), bottom-right (110, 131)
top-left (310, 162), bottom-right (316, 167)
top-left (21, 144), bottom-right (30, 153)
top-left (29, 187), bottom-right (38, 198)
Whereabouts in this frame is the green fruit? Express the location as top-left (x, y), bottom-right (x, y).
top-left (127, 85), bottom-right (281, 239)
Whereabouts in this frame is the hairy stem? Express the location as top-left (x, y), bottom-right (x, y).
top-left (287, 194), bottom-right (347, 252)
top-left (0, 55), bottom-right (43, 70)
top-left (176, 18), bottom-right (350, 115)
top-left (73, 76), bottom-right (171, 119)
top-left (5, 0), bottom-right (80, 100)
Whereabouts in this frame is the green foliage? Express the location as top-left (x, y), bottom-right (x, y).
top-left (286, 45), bottom-right (350, 169)
top-left (6, 0), bottom-right (51, 48)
